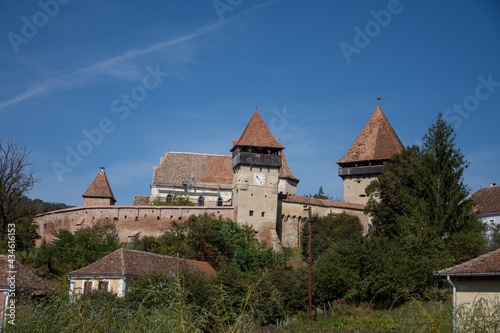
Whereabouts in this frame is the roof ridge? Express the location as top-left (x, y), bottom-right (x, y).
top-left (377, 106), bottom-right (402, 154)
top-left (438, 248), bottom-right (500, 274)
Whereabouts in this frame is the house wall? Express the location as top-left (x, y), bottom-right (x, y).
top-left (454, 277), bottom-right (500, 315)
top-left (479, 212), bottom-right (500, 240)
top-left (35, 206), bottom-right (235, 245)
top-left (71, 277), bottom-right (123, 295)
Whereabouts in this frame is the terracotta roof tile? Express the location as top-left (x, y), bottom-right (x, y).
top-left (282, 195), bottom-right (365, 210)
top-left (152, 151), bottom-right (297, 188)
top-left (82, 170), bottom-right (116, 203)
top-left (471, 185), bottom-right (500, 215)
top-left (337, 106), bottom-right (404, 164)
top-left (279, 151), bottom-right (298, 181)
top-left (0, 256), bottom-right (54, 291)
top-left (132, 196), bottom-right (150, 206)
top-left (152, 153), bottom-right (234, 189)
top-left (231, 110), bottom-right (284, 150)
top-left (68, 248), bottom-right (216, 278)
top-left (436, 249), bottom-right (500, 276)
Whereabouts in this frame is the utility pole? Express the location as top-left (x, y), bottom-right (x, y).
top-left (304, 205), bottom-right (313, 320)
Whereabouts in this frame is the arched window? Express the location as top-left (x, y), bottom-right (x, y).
top-left (217, 197), bottom-right (223, 206)
top-left (198, 196), bottom-right (204, 206)
top-left (166, 194), bottom-right (172, 204)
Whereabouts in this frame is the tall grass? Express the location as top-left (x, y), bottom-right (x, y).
top-left (6, 277), bottom-right (500, 332)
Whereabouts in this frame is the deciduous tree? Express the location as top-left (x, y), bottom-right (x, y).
top-left (0, 138), bottom-right (39, 254)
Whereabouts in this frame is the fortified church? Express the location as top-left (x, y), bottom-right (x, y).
top-left (35, 102), bottom-right (404, 248)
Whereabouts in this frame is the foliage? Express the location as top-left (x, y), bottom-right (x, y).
top-left (366, 114), bottom-right (485, 262)
top-left (150, 193), bottom-right (195, 206)
top-left (300, 213), bottom-right (363, 261)
top-left (133, 213), bottom-right (279, 272)
top-left (0, 138), bottom-right (39, 255)
top-left (32, 218), bottom-right (120, 275)
top-left (305, 186), bottom-right (329, 199)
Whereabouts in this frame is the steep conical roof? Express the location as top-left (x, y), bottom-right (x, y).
top-left (82, 169), bottom-right (116, 203)
top-left (231, 110), bottom-right (284, 151)
top-left (337, 105), bottom-right (404, 164)
top-left (279, 151), bottom-right (299, 181)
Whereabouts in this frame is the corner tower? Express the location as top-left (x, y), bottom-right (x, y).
top-left (231, 109), bottom-right (284, 243)
top-left (82, 168), bottom-right (116, 206)
top-left (337, 101), bottom-right (404, 204)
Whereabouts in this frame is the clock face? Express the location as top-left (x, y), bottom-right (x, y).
top-left (253, 172), bottom-right (265, 186)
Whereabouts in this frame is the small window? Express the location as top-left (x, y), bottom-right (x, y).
top-left (217, 197), bottom-right (223, 207)
top-left (84, 281), bottom-right (93, 294)
top-left (166, 194), bottom-right (172, 204)
top-left (198, 196), bottom-right (205, 206)
top-left (261, 212), bottom-right (265, 217)
top-left (249, 210), bottom-right (254, 216)
top-left (98, 281), bottom-right (109, 292)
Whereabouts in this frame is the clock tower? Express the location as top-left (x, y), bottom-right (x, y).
top-left (231, 109), bottom-right (284, 244)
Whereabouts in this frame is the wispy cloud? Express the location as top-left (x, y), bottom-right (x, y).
top-left (0, 1), bottom-right (275, 112)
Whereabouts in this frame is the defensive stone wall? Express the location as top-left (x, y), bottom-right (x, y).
top-left (277, 196), bottom-right (370, 248)
top-left (35, 205), bottom-right (235, 245)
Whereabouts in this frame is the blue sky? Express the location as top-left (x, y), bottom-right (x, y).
top-left (1, 0), bottom-right (499, 207)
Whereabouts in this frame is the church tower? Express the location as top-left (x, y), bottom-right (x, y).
top-left (337, 100), bottom-right (404, 204)
top-left (231, 109), bottom-right (284, 243)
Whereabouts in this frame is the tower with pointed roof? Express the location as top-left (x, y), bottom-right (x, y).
top-left (231, 109), bottom-right (284, 243)
top-left (82, 168), bottom-right (116, 206)
top-left (337, 101), bottom-right (404, 204)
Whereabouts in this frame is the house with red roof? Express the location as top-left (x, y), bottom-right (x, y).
top-left (435, 249), bottom-right (500, 325)
top-left (0, 256), bottom-right (54, 322)
top-left (472, 183), bottom-right (500, 240)
top-left (68, 248), bottom-right (216, 297)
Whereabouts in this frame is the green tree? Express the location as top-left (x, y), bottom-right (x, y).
top-left (305, 186), bottom-right (329, 199)
top-left (301, 213), bottom-right (363, 261)
top-left (134, 214), bottom-right (278, 272)
top-left (34, 218), bottom-right (120, 274)
top-left (363, 113), bottom-right (485, 302)
top-left (150, 193), bottom-right (195, 206)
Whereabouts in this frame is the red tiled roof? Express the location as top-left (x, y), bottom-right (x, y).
top-left (152, 151), bottom-right (297, 188)
top-left (282, 195), bottom-right (365, 210)
top-left (0, 256), bottom-right (54, 291)
top-left (68, 248), bottom-right (216, 278)
top-left (337, 106), bottom-right (404, 164)
top-left (82, 170), bottom-right (116, 203)
top-left (471, 185), bottom-right (500, 215)
top-left (231, 110), bottom-right (284, 150)
top-left (152, 153), bottom-right (234, 189)
top-left (279, 151), bottom-right (298, 181)
top-left (132, 196), bottom-right (150, 206)
top-left (436, 249), bottom-right (500, 276)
